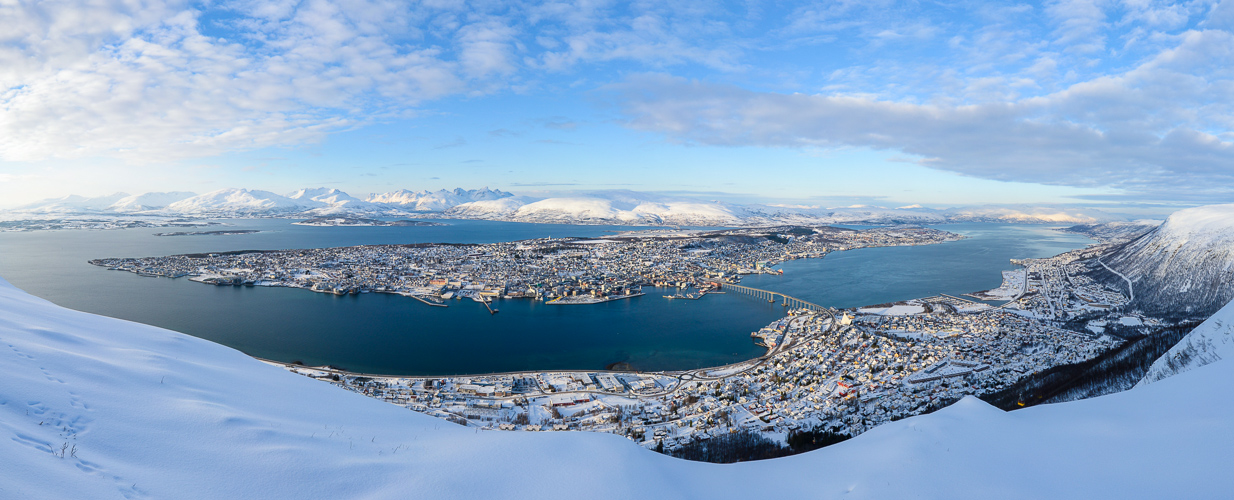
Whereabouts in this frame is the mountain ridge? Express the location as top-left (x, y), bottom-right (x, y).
top-left (6, 187), bottom-right (1132, 225)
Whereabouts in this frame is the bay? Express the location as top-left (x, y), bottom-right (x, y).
top-left (0, 219), bottom-right (777, 375)
top-left (741, 223), bottom-right (1095, 308)
top-left (0, 220), bottom-right (1092, 375)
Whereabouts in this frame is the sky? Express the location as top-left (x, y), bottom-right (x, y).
top-left (1, 0), bottom-right (1232, 211)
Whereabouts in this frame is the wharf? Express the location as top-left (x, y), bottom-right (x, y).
top-left (548, 293), bottom-right (645, 305)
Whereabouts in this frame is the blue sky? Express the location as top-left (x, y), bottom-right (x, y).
top-left (2, 0), bottom-right (1232, 211)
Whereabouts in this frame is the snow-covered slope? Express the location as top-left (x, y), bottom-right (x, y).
top-left (1102, 204), bottom-right (1234, 318)
top-left (367, 188), bottom-right (512, 211)
top-left (165, 188), bottom-right (324, 215)
top-left (106, 192), bottom-right (198, 212)
top-left (3, 277), bottom-right (1234, 499)
top-left (446, 196), bottom-right (536, 217)
top-left (1140, 297), bottom-right (1234, 385)
top-left (1058, 220), bottom-right (1163, 244)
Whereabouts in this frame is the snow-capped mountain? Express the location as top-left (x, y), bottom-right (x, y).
top-left (446, 196), bottom-right (537, 217)
top-left (5, 186), bottom-right (1133, 226)
top-left (367, 187), bottom-right (512, 211)
top-left (941, 205), bottom-right (1122, 224)
top-left (1140, 296), bottom-right (1234, 386)
top-left (106, 191), bottom-right (198, 212)
top-left (1057, 220), bottom-right (1163, 244)
top-left (14, 193), bottom-right (131, 213)
top-left (446, 194), bottom-right (1123, 226)
top-left (287, 188), bottom-right (378, 214)
top-left (741, 204), bottom-right (947, 225)
top-left (2, 275), bottom-right (1233, 498)
top-left (1100, 204), bottom-right (1234, 318)
top-left (165, 188), bottom-right (324, 215)
top-left (447, 190), bottom-right (750, 225)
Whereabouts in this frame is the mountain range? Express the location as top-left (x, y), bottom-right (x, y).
top-left (4, 187), bottom-right (1128, 226)
top-left (10, 187), bottom-right (515, 217)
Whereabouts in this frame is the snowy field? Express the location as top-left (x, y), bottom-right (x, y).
top-left (967, 269), bottom-right (1027, 300)
top-left (2, 276), bottom-right (1234, 499)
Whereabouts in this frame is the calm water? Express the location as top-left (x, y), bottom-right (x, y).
top-left (743, 223), bottom-right (1095, 308)
top-left (0, 220), bottom-right (1091, 375)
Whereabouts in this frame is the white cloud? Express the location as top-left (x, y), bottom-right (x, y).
top-left (0, 0), bottom-right (478, 162)
top-left (608, 28), bottom-right (1234, 202)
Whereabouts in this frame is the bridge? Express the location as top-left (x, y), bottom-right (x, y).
top-left (721, 283), bottom-right (832, 313)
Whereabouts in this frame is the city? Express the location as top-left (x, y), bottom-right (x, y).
top-left (92, 223), bottom-right (1147, 454)
top-left (90, 225), bottom-right (961, 307)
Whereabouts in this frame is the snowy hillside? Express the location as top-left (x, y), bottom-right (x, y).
top-left (446, 196), bottom-right (536, 217)
top-left (2, 277), bottom-right (1234, 499)
top-left (1140, 297), bottom-right (1234, 385)
top-left (106, 192), bottom-right (198, 212)
top-left (1058, 220), bottom-right (1163, 244)
top-left (1102, 204), bottom-right (1234, 318)
top-left (366, 187), bottom-right (512, 211)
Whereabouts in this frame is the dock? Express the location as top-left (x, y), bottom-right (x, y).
top-left (401, 293), bottom-right (448, 307)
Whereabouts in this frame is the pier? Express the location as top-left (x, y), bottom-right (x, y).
top-left (721, 283), bottom-right (831, 312)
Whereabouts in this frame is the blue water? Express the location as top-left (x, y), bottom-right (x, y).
top-left (742, 223), bottom-right (1095, 308)
top-left (0, 220), bottom-right (1092, 375)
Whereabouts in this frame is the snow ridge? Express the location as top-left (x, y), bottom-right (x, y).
top-left (366, 187), bottom-right (513, 211)
top-left (1140, 297), bottom-right (1234, 385)
top-left (7, 188), bottom-right (1129, 225)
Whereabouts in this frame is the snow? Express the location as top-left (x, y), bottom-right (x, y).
top-left (165, 188), bottom-right (323, 214)
top-left (450, 192), bottom-right (746, 225)
top-left (3, 277), bottom-right (1234, 498)
top-left (857, 304), bottom-right (926, 315)
top-left (1140, 296), bottom-right (1234, 386)
top-left (1103, 203), bottom-right (1234, 317)
top-left (941, 205), bottom-right (1121, 223)
top-left (447, 196), bottom-right (534, 216)
top-left (286, 188), bottom-right (380, 214)
top-left (13, 193), bottom-right (131, 213)
top-left (366, 188), bottom-right (512, 211)
top-left (106, 192), bottom-right (197, 212)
